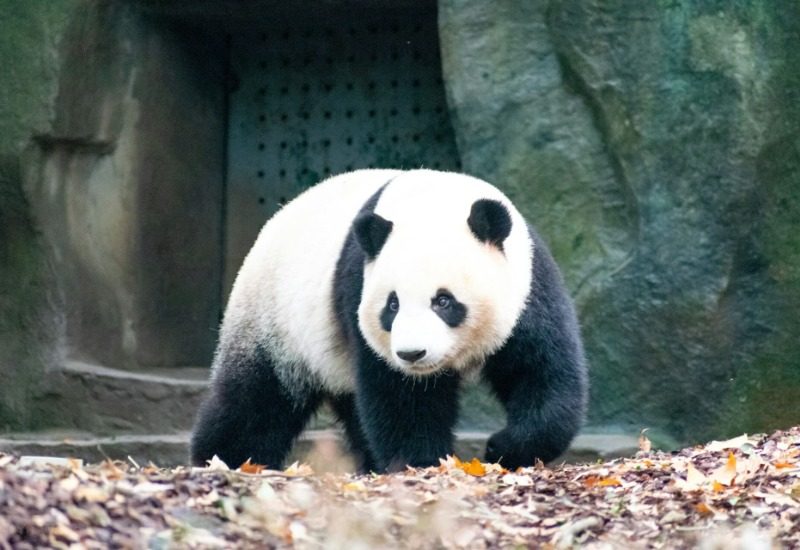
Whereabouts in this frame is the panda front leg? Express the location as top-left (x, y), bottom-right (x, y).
top-left (354, 352), bottom-right (461, 472)
top-left (484, 320), bottom-right (587, 469)
top-left (483, 325), bottom-right (587, 468)
top-left (483, 361), bottom-right (585, 469)
top-left (190, 345), bottom-right (321, 469)
top-left (483, 237), bottom-right (589, 468)
top-left (329, 393), bottom-right (377, 473)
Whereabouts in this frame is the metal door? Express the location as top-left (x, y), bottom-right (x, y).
top-left (224, 7), bottom-right (460, 293)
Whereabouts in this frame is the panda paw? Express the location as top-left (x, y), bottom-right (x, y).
top-left (485, 429), bottom-right (535, 470)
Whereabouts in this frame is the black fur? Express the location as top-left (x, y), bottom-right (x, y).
top-left (190, 342), bottom-right (321, 469)
top-left (353, 212), bottom-right (393, 260)
top-left (379, 291), bottom-right (399, 331)
top-left (431, 289), bottom-right (467, 328)
top-left (468, 199), bottom-right (512, 249)
top-left (191, 182), bottom-right (587, 473)
top-left (483, 226), bottom-right (588, 468)
top-left (329, 393), bottom-right (377, 472)
top-left (335, 207), bottom-right (462, 470)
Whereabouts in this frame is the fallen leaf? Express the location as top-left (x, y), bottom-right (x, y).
top-left (598, 477), bottom-right (622, 487)
top-left (502, 473), bottom-right (533, 486)
top-left (754, 491), bottom-right (798, 506)
top-left (342, 481), bottom-right (366, 492)
top-left (661, 510), bottom-right (687, 523)
top-left (711, 453), bottom-right (737, 486)
top-left (284, 461), bottom-right (314, 477)
top-left (238, 458), bottom-right (265, 474)
top-left (688, 462), bottom-right (707, 483)
top-left (695, 502), bottom-right (715, 516)
top-left (584, 475), bottom-right (622, 488)
top-left (456, 457), bottom-right (487, 477)
top-left (639, 428), bottom-right (652, 453)
top-left (438, 455), bottom-right (459, 473)
top-left (674, 462), bottom-right (708, 491)
top-left (484, 462), bottom-right (508, 474)
top-left (99, 460), bottom-right (126, 480)
top-left (707, 434), bottom-right (750, 452)
top-left (204, 455), bottom-right (230, 471)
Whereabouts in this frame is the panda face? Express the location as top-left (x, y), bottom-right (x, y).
top-left (356, 221), bottom-right (515, 377)
top-left (378, 288), bottom-right (468, 374)
top-left (361, 273), bottom-right (491, 375)
top-left (354, 170), bottom-right (534, 377)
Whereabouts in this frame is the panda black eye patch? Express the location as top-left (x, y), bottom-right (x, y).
top-left (431, 289), bottom-right (467, 327)
top-left (380, 291), bottom-right (399, 332)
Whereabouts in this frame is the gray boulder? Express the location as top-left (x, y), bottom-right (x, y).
top-left (440, 0), bottom-right (800, 445)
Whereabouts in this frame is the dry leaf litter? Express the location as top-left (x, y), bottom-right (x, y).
top-left (1, 427), bottom-right (798, 548)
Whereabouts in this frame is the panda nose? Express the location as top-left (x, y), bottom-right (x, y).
top-left (397, 349), bottom-right (427, 363)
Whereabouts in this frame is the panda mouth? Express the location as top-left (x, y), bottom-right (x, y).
top-left (405, 362), bottom-right (441, 376)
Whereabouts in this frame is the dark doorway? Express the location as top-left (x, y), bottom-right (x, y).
top-left (223, 5), bottom-right (461, 292)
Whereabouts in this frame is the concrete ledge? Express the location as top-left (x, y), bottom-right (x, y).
top-left (0, 431), bottom-right (192, 467)
top-left (54, 361), bottom-right (344, 435)
top-left (63, 361), bottom-right (209, 386)
top-left (55, 361), bottom-right (210, 435)
top-left (0, 430), bottom-right (639, 469)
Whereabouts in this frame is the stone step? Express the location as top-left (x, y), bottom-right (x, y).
top-left (41, 361), bottom-right (640, 467)
top-left (0, 430), bottom-right (639, 470)
top-left (50, 360), bottom-right (342, 435)
top-left (52, 360), bottom-right (211, 435)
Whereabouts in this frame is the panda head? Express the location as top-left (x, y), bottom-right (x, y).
top-left (353, 172), bottom-right (532, 377)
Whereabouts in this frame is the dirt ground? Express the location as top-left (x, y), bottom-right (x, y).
top-left (1, 427), bottom-right (798, 549)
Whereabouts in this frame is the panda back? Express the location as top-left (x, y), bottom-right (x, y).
top-left (220, 169), bottom-right (400, 394)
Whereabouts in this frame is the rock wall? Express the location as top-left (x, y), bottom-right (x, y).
top-left (0, 0), bottom-right (227, 431)
top-left (440, 0), bottom-right (800, 445)
top-left (25, 2), bottom-right (227, 370)
top-left (0, 0), bottom-right (76, 429)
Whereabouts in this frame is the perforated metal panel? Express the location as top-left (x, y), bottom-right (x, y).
top-left (224, 8), bottom-right (461, 293)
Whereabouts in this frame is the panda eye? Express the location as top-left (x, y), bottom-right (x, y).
top-left (388, 294), bottom-right (399, 312)
top-left (434, 293), bottom-right (451, 309)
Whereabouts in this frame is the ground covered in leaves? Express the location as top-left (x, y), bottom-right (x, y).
top-left (1, 427), bottom-right (799, 549)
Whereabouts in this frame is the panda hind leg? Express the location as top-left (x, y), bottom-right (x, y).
top-left (190, 345), bottom-right (321, 469)
top-left (329, 393), bottom-right (377, 473)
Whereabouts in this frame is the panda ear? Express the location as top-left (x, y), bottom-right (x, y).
top-left (353, 212), bottom-right (393, 260)
top-left (468, 199), bottom-right (512, 249)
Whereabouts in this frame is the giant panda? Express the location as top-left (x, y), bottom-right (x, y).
top-left (191, 169), bottom-right (588, 472)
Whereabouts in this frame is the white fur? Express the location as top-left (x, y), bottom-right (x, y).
top-left (220, 169), bottom-right (533, 393)
top-left (220, 169), bottom-right (399, 394)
